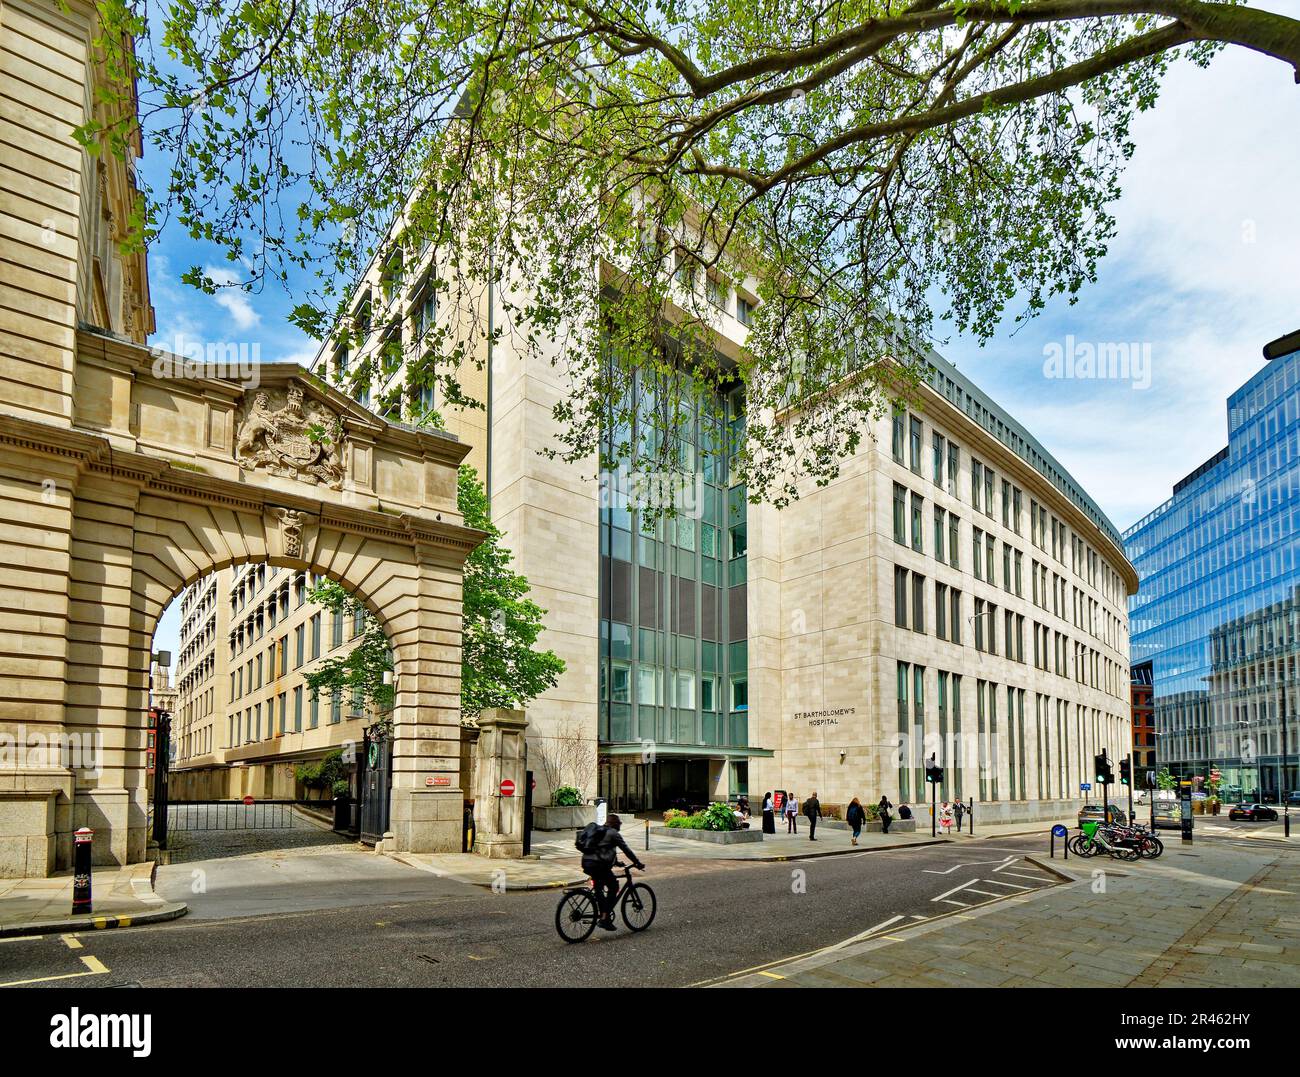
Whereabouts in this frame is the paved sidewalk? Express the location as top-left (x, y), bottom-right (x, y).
top-left (528, 815), bottom-right (1075, 864)
top-left (716, 839), bottom-right (1300, 988)
top-left (389, 851), bottom-right (587, 890)
top-left (0, 862), bottom-right (188, 937)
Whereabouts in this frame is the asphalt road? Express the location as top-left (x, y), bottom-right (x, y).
top-left (1, 837), bottom-right (1064, 989)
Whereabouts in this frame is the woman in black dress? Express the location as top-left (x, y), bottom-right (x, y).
top-left (761, 791), bottom-right (776, 834)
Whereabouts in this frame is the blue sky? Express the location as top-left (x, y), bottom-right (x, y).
top-left (148, 14), bottom-right (1300, 660)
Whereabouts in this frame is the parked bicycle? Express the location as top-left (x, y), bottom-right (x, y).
top-left (555, 862), bottom-right (656, 943)
top-left (1068, 821), bottom-right (1140, 861)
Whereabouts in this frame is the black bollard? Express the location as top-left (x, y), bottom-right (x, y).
top-left (72, 827), bottom-right (93, 914)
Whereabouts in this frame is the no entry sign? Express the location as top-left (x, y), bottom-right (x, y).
top-left (242, 795), bottom-right (254, 806)
top-left (500, 778), bottom-right (516, 797)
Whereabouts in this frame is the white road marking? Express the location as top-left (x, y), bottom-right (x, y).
top-left (982, 878), bottom-right (1031, 890)
top-left (939, 898), bottom-right (973, 907)
top-left (820, 914), bottom-right (906, 955)
top-left (964, 887), bottom-right (1002, 898)
top-left (932, 880), bottom-right (981, 902)
top-left (923, 855), bottom-right (1016, 875)
top-left (996, 870), bottom-right (1048, 882)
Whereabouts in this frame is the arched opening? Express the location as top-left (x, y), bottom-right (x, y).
top-left (149, 556), bottom-right (403, 861)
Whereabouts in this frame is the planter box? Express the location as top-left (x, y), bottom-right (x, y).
top-left (532, 804), bottom-right (596, 831)
top-left (660, 827), bottom-right (764, 844)
top-left (860, 818), bottom-right (918, 833)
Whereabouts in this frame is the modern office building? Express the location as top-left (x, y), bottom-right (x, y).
top-left (1125, 338), bottom-right (1300, 801)
top-left (293, 218), bottom-right (1137, 823)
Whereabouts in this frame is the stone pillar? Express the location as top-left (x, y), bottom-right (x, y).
top-left (472, 708), bottom-right (528, 858)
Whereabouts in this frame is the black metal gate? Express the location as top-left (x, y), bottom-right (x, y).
top-left (359, 725), bottom-right (392, 845)
top-left (151, 712), bottom-right (171, 848)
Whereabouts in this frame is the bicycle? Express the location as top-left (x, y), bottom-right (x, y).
top-left (1069, 822), bottom-right (1140, 861)
top-left (555, 861), bottom-right (656, 943)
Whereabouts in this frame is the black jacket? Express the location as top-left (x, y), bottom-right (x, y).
top-left (846, 803), bottom-right (865, 826)
top-left (582, 825), bottom-right (642, 869)
top-left (803, 796), bottom-right (821, 820)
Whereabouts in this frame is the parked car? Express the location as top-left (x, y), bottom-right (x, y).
top-left (1078, 803), bottom-right (1128, 826)
top-left (1287, 791), bottom-right (1300, 806)
top-left (1229, 803), bottom-right (1279, 822)
top-left (1152, 799), bottom-right (1182, 830)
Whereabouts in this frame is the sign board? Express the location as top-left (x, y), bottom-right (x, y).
top-left (425, 776), bottom-right (435, 787)
top-left (425, 775), bottom-right (451, 787)
top-left (500, 778), bottom-right (516, 797)
top-left (773, 790), bottom-right (786, 815)
top-left (242, 795), bottom-right (254, 806)
top-left (1051, 824), bottom-right (1068, 838)
top-left (1080, 782), bottom-right (1092, 792)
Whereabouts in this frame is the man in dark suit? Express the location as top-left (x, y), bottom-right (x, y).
top-left (804, 791), bottom-right (822, 841)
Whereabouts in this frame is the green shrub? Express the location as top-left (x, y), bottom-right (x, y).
top-left (700, 801), bottom-right (737, 831)
top-left (296, 749), bottom-right (349, 795)
top-left (552, 785), bottom-right (582, 806)
top-left (666, 812), bottom-right (707, 829)
top-left (863, 802), bottom-right (881, 821)
top-left (662, 808), bottom-right (688, 823)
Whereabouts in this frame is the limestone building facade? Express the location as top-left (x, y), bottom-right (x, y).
top-left (301, 214), bottom-right (1138, 823)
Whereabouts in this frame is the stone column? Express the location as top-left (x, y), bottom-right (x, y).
top-left (472, 708), bottom-right (528, 858)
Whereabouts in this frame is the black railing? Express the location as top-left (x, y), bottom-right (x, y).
top-left (166, 799), bottom-right (333, 832)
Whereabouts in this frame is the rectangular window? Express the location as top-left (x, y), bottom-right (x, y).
top-left (973, 528), bottom-right (983, 580)
top-left (984, 468), bottom-right (994, 519)
top-left (897, 662), bottom-right (910, 801)
top-left (731, 676), bottom-right (749, 712)
top-left (948, 513), bottom-right (959, 569)
top-left (293, 686), bottom-right (302, 732)
top-left (909, 416), bottom-right (923, 474)
top-left (947, 442), bottom-right (958, 498)
top-left (950, 589), bottom-right (962, 645)
top-left (911, 492), bottom-right (924, 552)
top-left (932, 432), bottom-right (945, 486)
top-left (912, 573), bottom-right (926, 634)
top-left (894, 567), bottom-right (909, 628)
top-left (933, 506), bottom-right (945, 563)
top-left (310, 614), bottom-right (321, 660)
top-left (936, 582), bottom-right (948, 640)
top-left (892, 409), bottom-right (905, 463)
top-left (971, 459), bottom-right (983, 511)
top-left (893, 483), bottom-right (907, 544)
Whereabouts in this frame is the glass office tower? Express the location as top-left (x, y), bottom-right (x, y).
top-left (1124, 342), bottom-right (1300, 800)
top-left (597, 352), bottom-right (764, 811)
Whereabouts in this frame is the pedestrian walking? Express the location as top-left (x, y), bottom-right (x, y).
top-left (846, 797), bottom-right (865, 845)
top-left (804, 790), bottom-right (822, 841)
top-left (953, 797), bottom-right (966, 833)
top-left (878, 795), bottom-right (893, 834)
top-left (939, 801), bottom-right (953, 835)
top-left (761, 792), bottom-right (776, 834)
top-left (785, 792), bottom-right (799, 834)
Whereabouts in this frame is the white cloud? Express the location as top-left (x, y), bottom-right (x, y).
top-left (950, 22), bottom-right (1300, 535)
top-left (205, 266), bottom-right (261, 331)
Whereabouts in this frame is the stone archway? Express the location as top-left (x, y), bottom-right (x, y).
top-left (0, 327), bottom-right (482, 875)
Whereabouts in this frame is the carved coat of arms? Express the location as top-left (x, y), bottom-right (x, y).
top-left (235, 383), bottom-right (347, 490)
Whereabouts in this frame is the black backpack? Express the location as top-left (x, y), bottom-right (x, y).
top-left (575, 822), bottom-right (604, 854)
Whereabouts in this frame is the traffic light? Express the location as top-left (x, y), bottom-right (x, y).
top-left (924, 753), bottom-right (943, 784)
top-left (1119, 758), bottom-right (1131, 786)
top-left (1095, 753), bottom-right (1113, 785)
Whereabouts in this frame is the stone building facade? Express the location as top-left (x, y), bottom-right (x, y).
top-left (0, 1), bottom-right (481, 874)
top-left (300, 213), bottom-right (1138, 822)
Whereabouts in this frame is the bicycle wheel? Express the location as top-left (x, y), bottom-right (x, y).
top-left (1068, 835), bottom-right (1094, 857)
top-left (556, 889), bottom-right (598, 943)
top-left (620, 882), bottom-right (657, 932)
top-left (1139, 835), bottom-right (1163, 859)
top-left (1110, 844), bottom-right (1140, 862)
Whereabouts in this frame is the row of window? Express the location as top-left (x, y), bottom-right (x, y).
top-left (894, 661), bottom-right (1127, 803)
top-left (893, 407), bottom-right (1128, 609)
top-left (228, 683), bottom-right (363, 747)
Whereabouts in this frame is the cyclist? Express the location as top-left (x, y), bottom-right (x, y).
top-left (579, 814), bottom-right (645, 931)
